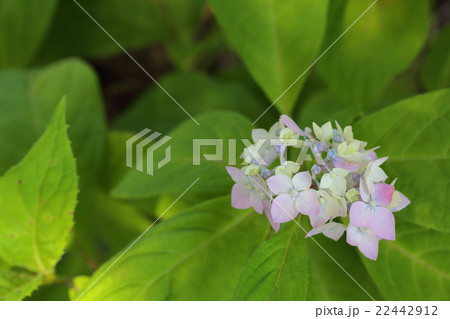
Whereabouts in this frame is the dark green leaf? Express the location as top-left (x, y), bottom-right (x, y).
top-left (318, 0), bottom-right (430, 105)
top-left (38, 0), bottom-right (163, 60)
top-left (233, 223), bottom-right (308, 300)
top-left (307, 235), bottom-right (381, 300)
top-left (114, 72), bottom-right (268, 133)
top-left (209, 0), bottom-right (328, 114)
top-left (0, 0), bottom-right (58, 67)
top-left (73, 197), bottom-right (269, 300)
top-left (112, 111), bottom-right (252, 199)
top-left (422, 25), bottom-right (450, 91)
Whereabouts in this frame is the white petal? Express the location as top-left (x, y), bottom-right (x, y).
top-left (372, 156), bottom-right (388, 168)
top-left (320, 173), bottom-right (332, 189)
top-left (333, 167), bottom-right (349, 177)
top-left (330, 176), bottom-right (346, 196)
top-left (369, 166), bottom-right (388, 183)
top-left (321, 122), bottom-right (333, 141)
top-left (252, 129), bottom-right (268, 142)
top-left (312, 122), bottom-right (321, 140)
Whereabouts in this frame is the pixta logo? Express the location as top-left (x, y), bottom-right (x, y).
top-left (126, 129), bottom-right (172, 176)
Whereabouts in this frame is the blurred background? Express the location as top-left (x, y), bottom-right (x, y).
top-left (0, 0), bottom-right (448, 300)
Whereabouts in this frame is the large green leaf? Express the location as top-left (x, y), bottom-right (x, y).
top-left (112, 111), bottom-right (252, 199)
top-left (354, 89), bottom-right (450, 232)
top-left (73, 197), bottom-right (269, 300)
top-left (0, 58), bottom-right (106, 187)
top-left (318, 0), bottom-right (430, 106)
top-left (0, 0), bottom-right (58, 67)
top-left (209, 0), bottom-right (328, 114)
top-left (362, 221), bottom-right (450, 300)
top-left (422, 25), bottom-right (450, 91)
top-left (113, 72), bottom-right (270, 133)
top-left (0, 99), bottom-right (78, 274)
top-left (37, 0), bottom-right (163, 60)
top-left (307, 235), bottom-right (381, 300)
top-left (233, 223), bottom-right (308, 300)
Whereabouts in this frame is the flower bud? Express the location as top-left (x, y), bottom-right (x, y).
top-left (311, 164), bottom-right (321, 176)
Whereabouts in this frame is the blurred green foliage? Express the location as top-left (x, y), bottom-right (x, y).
top-left (0, 0), bottom-right (448, 301)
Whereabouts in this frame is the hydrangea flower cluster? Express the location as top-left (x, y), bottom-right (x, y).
top-left (226, 115), bottom-right (410, 260)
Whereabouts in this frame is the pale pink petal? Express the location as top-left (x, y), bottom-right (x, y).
top-left (358, 231), bottom-right (379, 260)
top-left (266, 174), bottom-right (293, 195)
top-left (323, 223), bottom-right (346, 241)
top-left (333, 157), bottom-right (359, 173)
top-left (226, 166), bottom-right (247, 183)
top-left (292, 171), bottom-right (312, 191)
top-left (271, 194), bottom-right (298, 223)
top-left (349, 201), bottom-right (371, 227)
top-left (346, 225), bottom-right (363, 247)
top-left (309, 208), bottom-right (330, 228)
top-left (295, 189), bottom-right (319, 215)
top-left (263, 200), bottom-right (280, 232)
top-left (370, 206), bottom-right (395, 240)
top-left (368, 151), bottom-right (378, 160)
top-left (280, 115), bottom-right (305, 136)
top-left (249, 175), bottom-right (269, 194)
top-left (250, 191), bottom-right (264, 214)
top-left (372, 183), bottom-right (394, 206)
top-left (231, 183), bottom-right (251, 209)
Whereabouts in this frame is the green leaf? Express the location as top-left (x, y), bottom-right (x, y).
top-left (0, 0), bottom-right (58, 67)
top-left (0, 99), bottom-right (78, 274)
top-left (306, 235), bottom-right (381, 301)
top-left (100, 131), bottom-right (136, 191)
top-left (0, 58), bottom-right (106, 188)
top-left (160, 0), bottom-right (222, 70)
top-left (354, 89), bottom-right (450, 232)
top-left (73, 196), bottom-right (269, 300)
top-left (233, 223), bottom-right (308, 300)
top-left (209, 0), bottom-right (328, 114)
top-left (361, 221), bottom-right (450, 300)
top-left (92, 190), bottom-right (151, 257)
top-left (37, 0), bottom-right (163, 60)
top-left (114, 72), bottom-right (270, 133)
top-left (296, 91), bottom-right (359, 127)
top-left (112, 111), bottom-right (252, 199)
top-left (0, 267), bottom-right (43, 301)
top-left (422, 25), bottom-right (450, 91)
top-left (366, 67), bottom-right (419, 114)
top-left (318, 0), bottom-right (430, 105)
